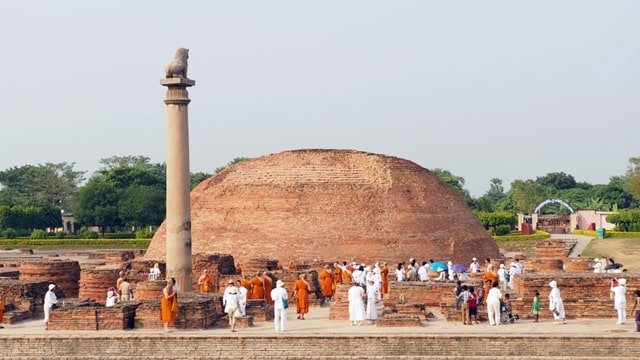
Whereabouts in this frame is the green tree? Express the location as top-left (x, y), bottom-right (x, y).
top-left (509, 179), bottom-right (546, 214)
top-left (624, 156), bottom-right (640, 202)
top-left (536, 172), bottom-right (577, 190)
top-left (431, 168), bottom-right (474, 207)
top-left (190, 171), bottom-right (212, 189)
top-left (75, 180), bottom-right (121, 235)
top-left (118, 185), bottom-right (165, 228)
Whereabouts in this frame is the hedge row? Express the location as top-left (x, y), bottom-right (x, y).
top-left (0, 239), bottom-right (151, 247)
top-left (573, 229), bottom-right (640, 239)
top-left (492, 230), bottom-right (551, 241)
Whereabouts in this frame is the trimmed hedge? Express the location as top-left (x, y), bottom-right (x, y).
top-left (0, 238), bottom-right (150, 247)
top-left (493, 230), bottom-right (551, 241)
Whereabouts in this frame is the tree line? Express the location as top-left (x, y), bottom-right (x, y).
top-left (0, 155), bottom-right (639, 236)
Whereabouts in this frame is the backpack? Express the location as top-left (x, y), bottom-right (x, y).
top-left (504, 272), bottom-right (510, 281)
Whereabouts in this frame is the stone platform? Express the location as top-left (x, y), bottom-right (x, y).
top-left (2, 306), bottom-right (639, 359)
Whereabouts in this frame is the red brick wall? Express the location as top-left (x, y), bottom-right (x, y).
top-left (146, 150), bottom-right (501, 266)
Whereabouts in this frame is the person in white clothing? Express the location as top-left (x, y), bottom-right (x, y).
top-left (235, 280), bottom-right (248, 316)
top-left (417, 261), bottom-right (429, 282)
top-left (447, 261), bottom-right (455, 281)
top-left (592, 258), bottom-right (603, 273)
top-left (105, 287), bottom-right (118, 307)
top-left (223, 280), bottom-right (240, 332)
top-left (611, 278), bottom-right (627, 325)
top-left (486, 281), bottom-right (502, 326)
top-left (270, 280), bottom-right (288, 332)
top-left (497, 264), bottom-right (507, 291)
top-left (44, 283), bottom-right (58, 330)
top-left (348, 284), bottom-right (366, 326)
top-left (469, 258), bottom-right (480, 274)
top-left (548, 280), bottom-right (566, 324)
top-left (365, 279), bottom-right (379, 324)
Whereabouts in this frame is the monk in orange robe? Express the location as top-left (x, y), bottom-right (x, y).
top-left (116, 271), bottom-right (125, 297)
top-left (160, 278), bottom-right (178, 332)
top-left (250, 272), bottom-right (265, 300)
top-left (288, 262), bottom-right (296, 270)
top-left (319, 265), bottom-right (334, 303)
top-left (342, 268), bottom-right (352, 283)
top-left (483, 270), bottom-right (498, 285)
top-left (239, 275), bottom-right (253, 299)
top-left (197, 269), bottom-right (214, 293)
top-left (235, 263), bottom-right (242, 275)
top-left (276, 262), bottom-right (283, 270)
top-left (0, 295), bottom-right (5, 326)
top-left (381, 262), bottom-right (389, 296)
top-left (333, 262), bottom-right (343, 285)
top-left (292, 273), bottom-right (311, 319)
top-left (263, 273), bottom-right (274, 305)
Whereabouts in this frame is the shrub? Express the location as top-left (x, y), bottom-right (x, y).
top-left (54, 231), bottom-right (66, 239)
top-left (78, 227), bottom-right (99, 239)
top-left (3, 228), bottom-right (17, 239)
top-left (135, 228), bottom-right (154, 239)
top-left (30, 229), bottom-right (48, 239)
top-left (494, 224), bottom-right (512, 236)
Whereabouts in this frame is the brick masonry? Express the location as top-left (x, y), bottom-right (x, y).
top-left (145, 149), bottom-right (501, 265)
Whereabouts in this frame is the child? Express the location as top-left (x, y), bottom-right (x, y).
top-left (531, 290), bottom-right (540, 323)
top-left (469, 286), bottom-right (479, 324)
top-left (632, 290), bottom-right (640, 332)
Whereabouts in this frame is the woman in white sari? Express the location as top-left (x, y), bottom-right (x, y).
top-left (365, 279), bottom-right (379, 324)
top-left (548, 280), bottom-right (566, 324)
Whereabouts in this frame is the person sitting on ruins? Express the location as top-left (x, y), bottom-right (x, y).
top-left (149, 263), bottom-right (161, 281)
top-left (469, 257), bottom-right (480, 274)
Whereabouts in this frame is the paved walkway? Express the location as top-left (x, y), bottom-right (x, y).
top-left (3, 306), bottom-right (638, 339)
top-left (557, 233), bottom-right (595, 258)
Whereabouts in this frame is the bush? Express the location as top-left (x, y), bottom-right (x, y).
top-left (30, 229), bottom-right (48, 239)
top-left (135, 228), bottom-right (154, 239)
top-left (494, 224), bottom-right (512, 236)
top-left (78, 227), bottom-right (99, 239)
top-left (3, 228), bottom-right (17, 239)
top-left (493, 230), bottom-right (551, 241)
top-left (54, 231), bottom-right (66, 239)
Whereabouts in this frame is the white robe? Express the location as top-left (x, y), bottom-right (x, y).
top-left (348, 285), bottom-right (365, 322)
top-left (548, 287), bottom-right (565, 319)
top-left (365, 285), bottom-right (379, 320)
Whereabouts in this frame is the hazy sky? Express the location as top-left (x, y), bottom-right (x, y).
top-left (1, 1), bottom-right (638, 196)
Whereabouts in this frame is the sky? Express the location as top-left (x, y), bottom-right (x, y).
top-left (1, 1), bottom-right (638, 197)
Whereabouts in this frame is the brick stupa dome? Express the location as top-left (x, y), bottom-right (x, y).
top-left (145, 149), bottom-right (500, 264)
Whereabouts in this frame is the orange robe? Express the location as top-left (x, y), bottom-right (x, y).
top-left (0, 298), bottom-right (4, 323)
top-left (276, 263), bottom-right (283, 270)
top-left (381, 266), bottom-right (389, 294)
top-left (319, 270), bottom-right (334, 297)
top-left (160, 288), bottom-right (178, 323)
top-left (240, 278), bottom-right (252, 298)
top-left (342, 269), bottom-right (352, 283)
top-left (292, 279), bottom-right (310, 314)
top-left (116, 277), bottom-right (124, 296)
top-left (250, 276), bottom-right (264, 300)
top-left (483, 271), bottom-right (498, 285)
top-left (263, 276), bottom-right (273, 305)
top-left (333, 267), bottom-right (343, 284)
top-left (289, 263), bottom-right (296, 270)
top-left (199, 274), bottom-right (213, 293)
top-left (236, 266), bottom-right (242, 275)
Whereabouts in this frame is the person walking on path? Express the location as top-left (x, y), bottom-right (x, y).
top-left (611, 278), bottom-right (627, 325)
top-left (548, 280), bottom-right (566, 325)
top-left (531, 290), bottom-right (541, 323)
top-left (486, 281), bottom-right (502, 326)
top-left (223, 280), bottom-right (240, 332)
top-left (292, 273), bottom-right (311, 320)
top-left (271, 280), bottom-right (288, 332)
top-left (44, 284), bottom-right (58, 330)
top-left (348, 284), bottom-right (365, 326)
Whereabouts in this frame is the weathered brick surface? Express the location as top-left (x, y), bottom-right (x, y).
top-left (146, 149), bottom-right (500, 265)
top-left (519, 258), bottom-right (564, 272)
top-left (535, 239), bottom-right (568, 258)
top-left (134, 293), bottom-right (217, 330)
top-left (2, 335), bottom-right (640, 359)
top-left (48, 301), bottom-right (137, 330)
top-left (0, 279), bottom-right (60, 323)
top-left (78, 265), bottom-right (123, 304)
top-left (19, 260), bottom-right (80, 298)
top-left (375, 313), bottom-right (422, 327)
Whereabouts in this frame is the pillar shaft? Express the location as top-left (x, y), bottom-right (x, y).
top-left (161, 77), bottom-right (195, 292)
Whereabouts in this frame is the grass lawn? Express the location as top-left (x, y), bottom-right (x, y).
top-left (581, 238), bottom-right (640, 272)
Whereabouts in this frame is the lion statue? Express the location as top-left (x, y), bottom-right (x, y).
top-left (164, 48), bottom-right (190, 80)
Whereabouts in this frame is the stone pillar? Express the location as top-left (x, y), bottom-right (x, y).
top-left (160, 76), bottom-right (195, 292)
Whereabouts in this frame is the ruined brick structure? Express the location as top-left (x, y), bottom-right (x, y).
top-left (146, 149), bottom-right (500, 265)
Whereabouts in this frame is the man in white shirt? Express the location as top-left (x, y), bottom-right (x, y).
top-left (469, 258), bottom-right (480, 274)
top-left (418, 261), bottom-right (429, 282)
